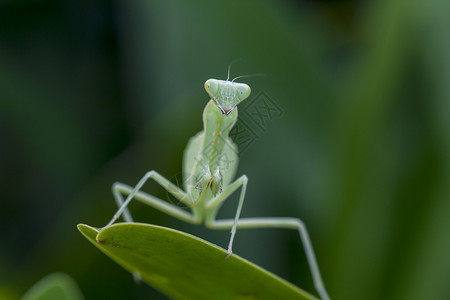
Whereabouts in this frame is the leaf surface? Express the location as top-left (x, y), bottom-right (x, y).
top-left (78, 223), bottom-right (316, 300)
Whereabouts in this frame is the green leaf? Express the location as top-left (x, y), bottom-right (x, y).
top-left (78, 223), bottom-right (317, 300)
top-left (21, 273), bottom-right (84, 300)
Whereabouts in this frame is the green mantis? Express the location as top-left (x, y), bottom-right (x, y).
top-left (104, 73), bottom-right (330, 300)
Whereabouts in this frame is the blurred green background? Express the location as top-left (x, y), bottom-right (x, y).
top-left (1, 0), bottom-right (449, 299)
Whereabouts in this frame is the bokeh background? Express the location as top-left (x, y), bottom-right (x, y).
top-left (1, 1), bottom-right (449, 299)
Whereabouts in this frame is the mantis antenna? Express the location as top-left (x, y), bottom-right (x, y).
top-left (226, 58), bottom-right (243, 81)
top-left (231, 73), bottom-right (265, 82)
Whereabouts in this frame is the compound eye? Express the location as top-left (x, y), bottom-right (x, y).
top-left (237, 84), bottom-right (251, 101)
top-left (205, 79), bottom-right (218, 94)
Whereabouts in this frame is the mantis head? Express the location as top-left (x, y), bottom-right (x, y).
top-left (204, 79), bottom-right (251, 115)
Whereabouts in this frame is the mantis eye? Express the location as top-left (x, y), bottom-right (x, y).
top-left (204, 79), bottom-right (218, 95)
top-left (237, 84), bottom-right (251, 101)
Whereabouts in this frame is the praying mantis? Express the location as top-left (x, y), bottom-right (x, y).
top-left (104, 72), bottom-right (330, 300)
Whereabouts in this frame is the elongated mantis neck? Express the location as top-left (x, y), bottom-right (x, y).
top-left (191, 77), bottom-right (249, 198)
top-left (189, 100), bottom-right (238, 197)
top-left (202, 100), bottom-right (237, 169)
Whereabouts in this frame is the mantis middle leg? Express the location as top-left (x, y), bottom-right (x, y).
top-left (206, 216), bottom-right (330, 300)
top-left (106, 170), bottom-right (199, 227)
top-left (204, 175), bottom-right (248, 257)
